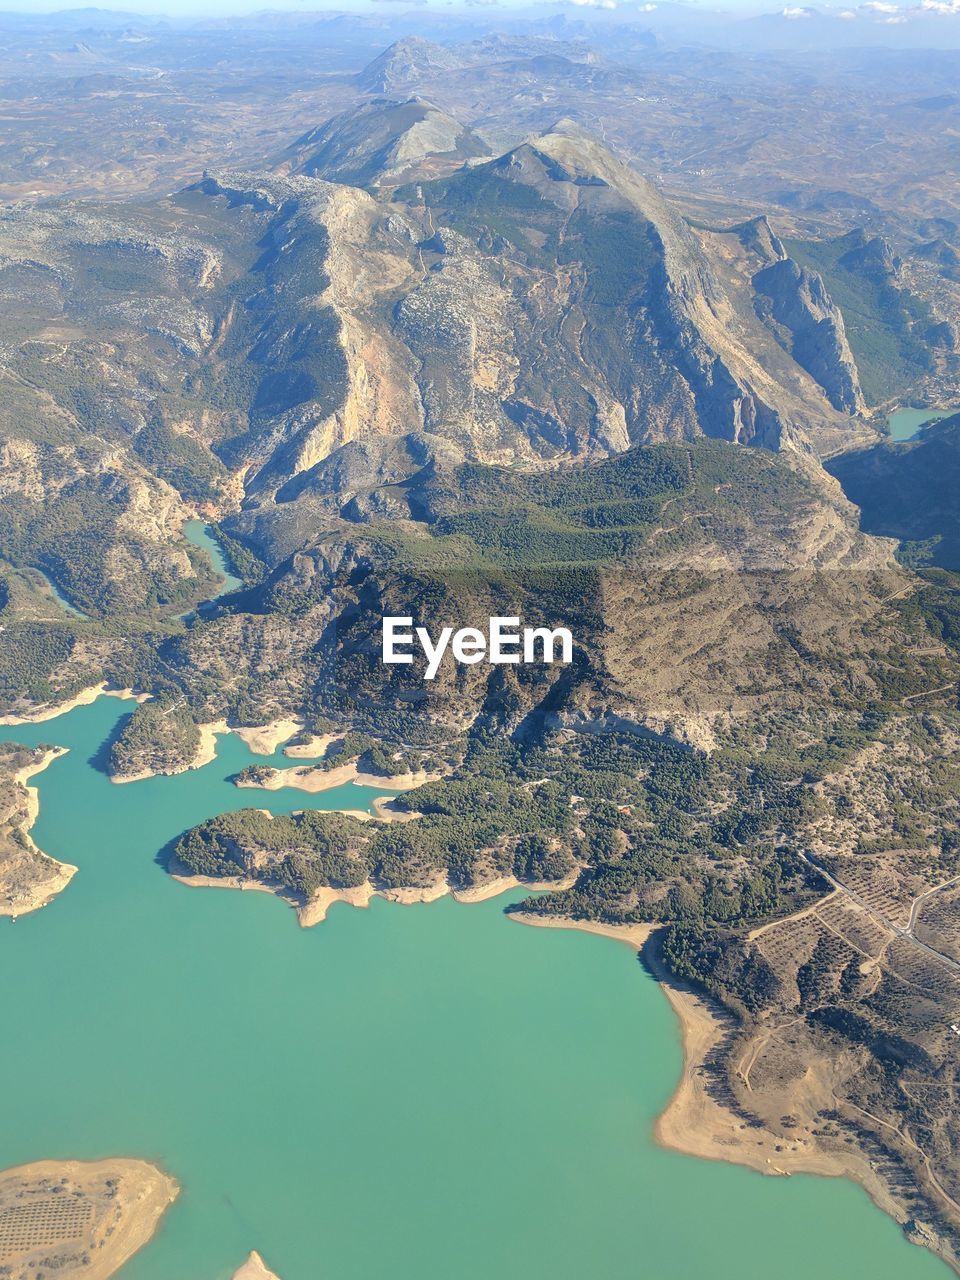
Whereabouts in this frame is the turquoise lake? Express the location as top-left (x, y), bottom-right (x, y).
top-left (887, 407), bottom-right (951, 441)
top-left (182, 520), bottom-right (244, 598)
top-left (0, 696), bottom-right (952, 1280)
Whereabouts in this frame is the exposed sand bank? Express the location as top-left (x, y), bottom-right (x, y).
top-left (295, 874), bottom-right (572, 926)
top-left (233, 718), bottom-right (303, 756)
top-left (174, 854), bottom-right (580, 929)
top-left (195, 719), bottom-right (230, 768)
top-left (235, 761), bottom-right (441, 793)
top-left (169, 855), bottom-right (286, 904)
top-left (0, 1157), bottom-right (177, 1279)
top-left (111, 716), bottom-right (311, 786)
top-left (233, 1250), bottom-right (281, 1280)
top-left (283, 732), bottom-right (340, 759)
top-left (297, 880), bottom-right (377, 926)
top-left (510, 911), bottom-right (654, 950)
top-left (0, 682), bottom-right (146, 726)
top-left (320, 796), bottom-right (421, 823)
top-left (111, 718), bottom-right (333, 786)
top-left (293, 868), bottom-right (582, 925)
top-left (1, 748), bottom-right (77, 917)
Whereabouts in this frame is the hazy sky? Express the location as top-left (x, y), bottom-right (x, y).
top-left (0, 0), bottom-right (763, 14)
top-left (3, 0), bottom-right (941, 24)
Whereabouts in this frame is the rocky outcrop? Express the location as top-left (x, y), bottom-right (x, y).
top-left (839, 230), bottom-right (900, 280)
top-left (734, 214), bottom-right (786, 263)
top-left (753, 257), bottom-right (865, 413)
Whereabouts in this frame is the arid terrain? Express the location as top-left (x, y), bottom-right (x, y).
top-left (2, 6), bottom-right (960, 1276)
top-left (0, 1159), bottom-right (177, 1280)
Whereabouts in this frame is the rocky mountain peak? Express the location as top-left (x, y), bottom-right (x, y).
top-left (356, 38), bottom-right (463, 94)
top-left (280, 96), bottom-right (489, 190)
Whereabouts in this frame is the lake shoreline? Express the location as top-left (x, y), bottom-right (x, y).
top-left (170, 857), bottom-right (580, 928)
top-left (2, 747), bottom-right (77, 917)
top-left (110, 717), bottom-right (340, 785)
top-left (233, 1252), bottom-right (281, 1280)
top-left (110, 719), bottom-right (231, 785)
top-left (234, 760), bottom-right (443, 793)
top-left (110, 718), bottom-right (333, 786)
top-left (511, 910), bottom-right (959, 1276)
top-left (0, 681), bottom-right (146, 727)
top-left (0, 1157), bottom-right (178, 1279)
top-left (4, 694), bottom-right (956, 1277)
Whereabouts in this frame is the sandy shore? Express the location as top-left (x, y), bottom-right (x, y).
top-left (0, 1157), bottom-right (177, 1279)
top-left (235, 761), bottom-right (441, 793)
top-left (196, 719), bottom-right (230, 767)
top-left (233, 718), bottom-right (303, 755)
top-left (297, 880), bottom-right (377, 926)
top-left (174, 855), bottom-right (581, 929)
top-left (233, 1251), bottom-right (281, 1280)
top-left (283, 732), bottom-right (340, 759)
top-left (0, 682), bottom-right (146, 726)
top-left (510, 911), bottom-right (654, 949)
top-left (322, 796), bottom-right (421, 823)
top-left (294, 868), bottom-right (582, 925)
top-left (640, 939), bottom-right (929, 1246)
top-left (292, 877), bottom-right (509, 927)
top-left (510, 910), bottom-right (918, 1247)
top-left (1, 748), bottom-right (78, 918)
top-left (111, 718), bottom-right (322, 786)
top-left (169, 855), bottom-right (289, 903)
top-left (511, 913), bottom-right (848, 1170)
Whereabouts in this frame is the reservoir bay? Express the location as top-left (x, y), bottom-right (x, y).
top-left (182, 519), bottom-right (244, 599)
top-left (887, 407), bottom-right (951, 441)
top-left (0, 697), bottom-right (951, 1280)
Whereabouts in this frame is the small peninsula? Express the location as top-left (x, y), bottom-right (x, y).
top-left (0, 1158), bottom-right (177, 1279)
top-left (0, 743), bottom-right (75, 917)
top-left (233, 1251), bottom-right (282, 1280)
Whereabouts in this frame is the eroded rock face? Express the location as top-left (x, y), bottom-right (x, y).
top-left (0, 117), bottom-right (875, 538)
top-left (753, 257), bottom-right (865, 414)
top-left (839, 230), bottom-right (900, 281)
